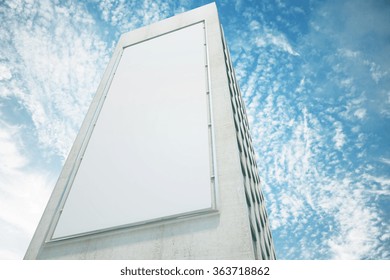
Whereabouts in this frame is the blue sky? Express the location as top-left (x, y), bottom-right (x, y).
top-left (0, 0), bottom-right (389, 260)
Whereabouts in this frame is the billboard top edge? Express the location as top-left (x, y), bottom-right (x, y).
top-left (118, 2), bottom-right (219, 49)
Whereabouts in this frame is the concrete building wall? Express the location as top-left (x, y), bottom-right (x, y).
top-left (24, 3), bottom-right (274, 260)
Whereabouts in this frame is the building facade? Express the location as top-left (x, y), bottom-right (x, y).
top-left (25, 3), bottom-right (276, 260)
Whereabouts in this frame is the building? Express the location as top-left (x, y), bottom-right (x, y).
top-left (24, 3), bottom-right (276, 260)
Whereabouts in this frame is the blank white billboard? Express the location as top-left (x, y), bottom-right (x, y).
top-left (52, 22), bottom-right (213, 239)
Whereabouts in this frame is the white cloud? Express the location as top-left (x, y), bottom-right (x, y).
top-left (249, 20), bottom-right (261, 31)
top-left (363, 174), bottom-right (390, 189)
top-left (0, 122), bottom-right (53, 259)
top-left (339, 77), bottom-right (353, 89)
top-left (255, 31), bottom-right (299, 56)
top-left (234, 0), bottom-right (243, 12)
top-left (97, 0), bottom-right (175, 34)
top-left (235, 8), bottom-right (299, 57)
top-left (0, 64), bottom-right (12, 81)
top-left (365, 60), bottom-right (388, 84)
top-left (354, 108), bottom-right (366, 119)
top-left (379, 157), bottom-right (390, 166)
top-left (338, 48), bottom-right (360, 59)
top-left (99, 0), bottom-right (117, 22)
top-left (333, 122), bottom-right (345, 150)
top-left (267, 33), bottom-right (299, 56)
top-left (0, 123), bottom-right (27, 172)
top-left (296, 78), bottom-right (305, 93)
top-left (2, 0), bottom-right (110, 160)
top-left (316, 179), bottom-right (382, 259)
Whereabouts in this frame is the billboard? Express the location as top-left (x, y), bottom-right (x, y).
top-left (52, 22), bottom-right (215, 239)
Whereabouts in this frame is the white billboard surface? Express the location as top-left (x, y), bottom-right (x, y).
top-left (53, 22), bottom-right (212, 239)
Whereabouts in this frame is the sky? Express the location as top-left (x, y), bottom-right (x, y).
top-left (0, 0), bottom-right (389, 260)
